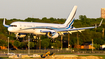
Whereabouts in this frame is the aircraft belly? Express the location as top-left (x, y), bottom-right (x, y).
top-left (33, 29), bottom-right (47, 35)
top-left (17, 29), bottom-right (34, 33)
top-left (15, 29), bottom-right (47, 35)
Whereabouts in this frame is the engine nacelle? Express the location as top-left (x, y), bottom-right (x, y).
top-left (16, 33), bottom-right (26, 38)
top-left (47, 32), bottom-right (59, 39)
top-left (18, 35), bottom-right (26, 38)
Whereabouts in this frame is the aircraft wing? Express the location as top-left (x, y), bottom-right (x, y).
top-left (41, 26), bottom-right (95, 34)
top-left (22, 19), bottom-right (103, 34)
top-left (41, 19), bottom-right (103, 33)
top-left (57, 19), bottom-right (103, 32)
top-left (40, 26), bottom-right (97, 35)
top-left (56, 26), bottom-right (95, 32)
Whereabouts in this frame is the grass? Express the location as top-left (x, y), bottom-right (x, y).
top-left (97, 55), bottom-right (105, 59)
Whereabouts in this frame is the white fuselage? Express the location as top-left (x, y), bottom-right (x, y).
top-left (3, 6), bottom-right (100, 39)
top-left (8, 22), bottom-right (66, 35)
top-left (3, 6), bottom-right (78, 38)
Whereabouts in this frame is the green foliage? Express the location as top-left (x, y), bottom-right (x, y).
top-left (29, 42), bottom-right (35, 48)
top-left (41, 38), bottom-right (50, 49)
top-left (25, 17), bottom-right (40, 22)
top-left (70, 37), bottom-right (78, 46)
top-left (53, 40), bottom-right (61, 48)
top-left (13, 40), bottom-right (21, 48)
top-left (93, 38), bottom-right (104, 44)
top-left (0, 39), bottom-right (7, 47)
top-left (94, 44), bottom-right (100, 50)
top-left (19, 42), bottom-right (27, 49)
top-left (0, 33), bottom-right (7, 40)
top-left (0, 15), bottom-right (105, 49)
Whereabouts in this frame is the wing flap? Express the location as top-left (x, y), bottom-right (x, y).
top-left (56, 27), bottom-right (95, 32)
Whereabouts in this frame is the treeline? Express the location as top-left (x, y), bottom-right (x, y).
top-left (0, 15), bottom-right (105, 49)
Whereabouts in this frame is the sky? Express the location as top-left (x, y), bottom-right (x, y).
top-left (0, 0), bottom-right (105, 20)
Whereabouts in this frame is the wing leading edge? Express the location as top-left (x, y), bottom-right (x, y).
top-left (41, 19), bottom-right (103, 33)
top-left (56, 19), bottom-right (103, 32)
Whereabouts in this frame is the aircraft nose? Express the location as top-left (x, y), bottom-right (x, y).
top-left (8, 27), bottom-right (13, 32)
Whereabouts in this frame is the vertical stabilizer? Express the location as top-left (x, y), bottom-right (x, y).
top-left (64, 6), bottom-right (77, 29)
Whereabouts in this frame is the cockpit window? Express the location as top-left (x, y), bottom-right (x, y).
top-left (10, 25), bottom-right (17, 27)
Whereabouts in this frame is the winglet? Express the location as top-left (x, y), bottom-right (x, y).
top-left (98, 19), bottom-right (103, 27)
top-left (3, 18), bottom-right (9, 27)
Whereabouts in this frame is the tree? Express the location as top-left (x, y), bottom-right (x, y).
top-left (13, 40), bottom-right (21, 48)
top-left (94, 44), bottom-right (100, 50)
top-left (94, 38), bottom-right (104, 45)
top-left (79, 15), bottom-right (87, 21)
top-left (0, 16), bottom-right (105, 49)
top-left (42, 17), bottom-right (47, 21)
top-left (0, 34), bottom-right (7, 40)
top-left (41, 38), bottom-right (50, 49)
top-left (29, 42), bottom-right (35, 49)
top-left (25, 17), bottom-right (40, 22)
top-left (49, 17), bottom-right (55, 21)
top-left (0, 39), bottom-right (7, 47)
top-left (19, 42), bottom-right (27, 49)
top-left (69, 37), bottom-right (77, 46)
top-left (54, 40), bottom-right (61, 48)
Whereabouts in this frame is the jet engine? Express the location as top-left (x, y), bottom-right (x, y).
top-left (47, 32), bottom-right (59, 39)
top-left (16, 33), bottom-right (26, 38)
top-left (18, 33), bottom-right (26, 38)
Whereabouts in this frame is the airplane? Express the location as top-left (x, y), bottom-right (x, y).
top-left (3, 6), bottom-right (103, 39)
